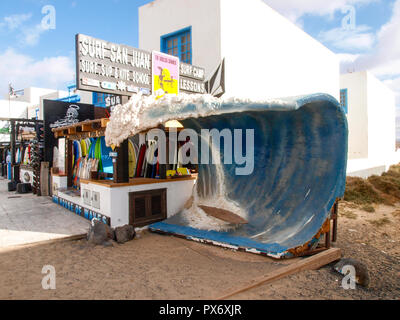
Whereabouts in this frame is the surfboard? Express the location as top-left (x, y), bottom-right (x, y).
top-left (78, 141), bottom-right (82, 159)
top-left (88, 138), bottom-right (95, 159)
top-left (136, 144), bottom-right (146, 177)
top-left (81, 140), bottom-right (87, 157)
top-left (94, 138), bottom-right (102, 172)
top-left (100, 136), bottom-right (113, 174)
top-left (198, 205), bottom-right (248, 225)
top-left (128, 139), bottom-right (136, 178)
top-left (73, 141), bottom-right (80, 166)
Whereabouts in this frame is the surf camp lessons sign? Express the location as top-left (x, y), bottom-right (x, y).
top-left (180, 62), bottom-right (206, 94)
top-left (76, 34), bottom-right (152, 96)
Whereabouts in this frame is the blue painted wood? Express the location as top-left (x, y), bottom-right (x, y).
top-left (161, 26), bottom-right (192, 64)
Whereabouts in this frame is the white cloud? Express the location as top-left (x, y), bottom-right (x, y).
top-left (338, 0), bottom-right (400, 110)
top-left (263, 0), bottom-right (377, 23)
top-left (0, 13), bottom-right (32, 31)
top-left (0, 12), bottom-right (52, 46)
top-left (21, 23), bottom-right (48, 46)
top-left (341, 0), bottom-right (400, 73)
top-left (318, 25), bottom-right (375, 51)
top-left (0, 48), bottom-right (75, 95)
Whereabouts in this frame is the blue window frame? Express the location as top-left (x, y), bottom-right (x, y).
top-left (340, 89), bottom-right (348, 114)
top-left (161, 27), bottom-right (192, 64)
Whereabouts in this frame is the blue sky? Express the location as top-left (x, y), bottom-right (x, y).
top-left (0, 0), bottom-right (399, 111)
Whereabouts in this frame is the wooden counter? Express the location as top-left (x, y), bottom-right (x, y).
top-left (80, 175), bottom-right (197, 188)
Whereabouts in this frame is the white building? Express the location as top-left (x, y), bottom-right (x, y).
top-left (139, 0), bottom-right (399, 178)
top-left (341, 71), bottom-right (398, 177)
top-left (139, 0), bottom-right (340, 100)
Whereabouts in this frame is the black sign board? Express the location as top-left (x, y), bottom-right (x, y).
top-left (43, 100), bottom-right (95, 166)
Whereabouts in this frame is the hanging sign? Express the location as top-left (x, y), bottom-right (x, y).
top-left (76, 34), bottom-right (209, 97)
top-left (152, 51), bottom-right (180, 99)
top-left (76, 34), bottom-right (152, 96)
top-left (180, 62), bottom-right (206, 94)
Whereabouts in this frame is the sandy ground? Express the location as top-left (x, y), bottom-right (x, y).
top-left (232, 201), bottom-right (400, 300)
top-left (0, 200), bottom-right (399, 300)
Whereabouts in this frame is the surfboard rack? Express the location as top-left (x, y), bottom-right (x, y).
top-left (52, 118), bottom-right (110, 139)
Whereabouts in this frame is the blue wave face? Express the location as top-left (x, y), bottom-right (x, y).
top-left (146, 93), bottom-right (348, 257)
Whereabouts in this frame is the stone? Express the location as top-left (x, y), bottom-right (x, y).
top-left (103, 240), bottom-right (114, 248)
top-left (87, 219), bottom-right (115, 245)
top-left (334, 258), bottom-right (370, 287)
top-left (115, 225), bottom-right (136, 244)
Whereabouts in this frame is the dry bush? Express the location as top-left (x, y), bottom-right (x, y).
top-left (344, 177), bottom-right (386, 205)
top-left (367, 174), bottom-right (400, 201)
top-left (367, 218), bottom-right (391, 227)
top-left (361, 205), bottom-right (375, 213)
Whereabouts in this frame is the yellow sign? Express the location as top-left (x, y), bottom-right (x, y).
top-left (152, 51), bottom-right (180, 99)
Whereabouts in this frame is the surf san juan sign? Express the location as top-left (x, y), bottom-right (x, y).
top-left (76, 34), bottom-right (152, 96)
top-left (76, 34), bottom-right (207, 97)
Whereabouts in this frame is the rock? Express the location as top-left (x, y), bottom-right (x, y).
top-left (87, 219), bottom-right (115, 245)
top-left (103, 240), bottom-right (114, 248)
top-left (334, 258), bottom-right (370, 287)
top-left (115, 225), bottom-right (136, 244)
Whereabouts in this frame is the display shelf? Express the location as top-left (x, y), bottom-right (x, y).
top-left (80, 175), bottom-right (197, 188)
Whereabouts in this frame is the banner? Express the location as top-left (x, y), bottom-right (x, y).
top-left (152, 51), bottom-right (180, 99)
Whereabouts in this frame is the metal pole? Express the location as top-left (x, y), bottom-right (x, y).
top-left (10, 120), bottom-right (16, 166)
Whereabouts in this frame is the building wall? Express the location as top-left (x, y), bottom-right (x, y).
top-left (219, 0), bottom-right (339, 100)
top-left (366, 72), bottom-right (396, 160)
top-left (77, 90), bottom-right (94, 104)
top-left (7, 87), bottom-right (57, 105)
top-left (39, 91), bottom-right (69, 120)
top-left (139, 0), bottom-right (222, 79)
top-left (340, 71), bottom-right (396, 163)
top-left (79, 179), bottom-right (195, 228)
top-left (139, 0), bottom-right (339, 101)
top-left (0, 100), bottom-right (30, 119)
top-left (340, 72), bottom-right (369, 159)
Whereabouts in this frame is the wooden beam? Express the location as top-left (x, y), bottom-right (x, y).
top-left (101, 118), bottom-right (110, 128)
top-left (68, 127), bottom-right (76, 134)
top-left (215, 248), bottom-right (342, 300)
top-left (81, 123), bottom-right (93, 132)
top-left (113, 140), bottom-right (129, 183)
top-left (40, 162), bottom-right (50, 196)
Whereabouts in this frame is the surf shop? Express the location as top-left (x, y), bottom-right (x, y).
top-left (50, 34), bottom-right (207, 228)
top-left (51, 33), bottom-right (346, 259)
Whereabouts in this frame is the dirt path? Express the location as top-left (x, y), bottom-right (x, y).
top-left (231, 201), bottom-right (400, 300)
top-left (0, 201), bottom-right (399, 300)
